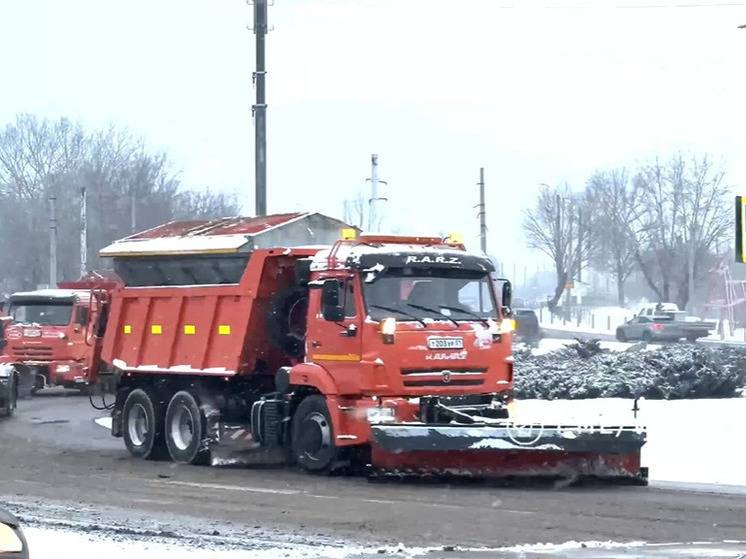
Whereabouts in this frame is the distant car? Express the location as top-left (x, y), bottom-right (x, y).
top-left (0, 507), bottom-right (28, 558)
top-left (514, 308), bottom-right (542, 342)
top-left (616, 312), bottom-right (714, 343)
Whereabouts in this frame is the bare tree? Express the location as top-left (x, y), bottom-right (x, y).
top-left (586, 169), bottom-right (639, 306)
top-left (173, 189), bottom-right (240, 220)
top-left (523, 184), bottom-right (592, 313)
top-left (343, 190), bottom-right (367, 230)
top-left (630, 154), bottom-right (730, 310)
top-left (0, 114), bottom-right (241, 292)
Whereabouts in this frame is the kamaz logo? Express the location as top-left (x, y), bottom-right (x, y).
top-left (405, 255), bottom-right (461, 265)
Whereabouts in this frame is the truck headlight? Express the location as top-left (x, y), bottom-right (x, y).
top-left (499, 318), bottom-right (516, 333)
top-left (380, 317), bottom-right (396, 344)
top-left (0, 522), bottom-right (23, 553)
top-left (56, 365), bottom-right (71, 373)
top-left (366, 407), bottom-right (396, 424)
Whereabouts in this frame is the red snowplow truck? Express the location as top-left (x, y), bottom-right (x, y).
top-left (88, 214), bottom-right (646, 481)
top-left (4, 274), bottom-right (119, 394)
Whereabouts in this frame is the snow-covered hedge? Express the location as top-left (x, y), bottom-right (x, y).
top-left (513, 340), bottom-right (746, 400)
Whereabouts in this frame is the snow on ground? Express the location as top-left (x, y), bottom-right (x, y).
top-left (538, 306), bottom-right (633, 334)
top-left (523, 338), bottom-right (659, 355)
top-left (94, 416), bottom-right (112, 429)
top-left (511, 397), bottom-right (746, 486)
top-left (21, 527), bottom-right (746, 558)
top-left (22, 526), bottom-right (366, 559)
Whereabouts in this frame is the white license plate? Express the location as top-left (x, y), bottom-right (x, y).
top-left (427, 337), bottom-right (464, 350)
top-left (23, 328), bottom-right (42, 338)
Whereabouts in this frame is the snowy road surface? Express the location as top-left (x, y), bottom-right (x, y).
top-left (19, 525), bottom-right (746, 559)
top-left (1, 392), bottom-right (746, 556)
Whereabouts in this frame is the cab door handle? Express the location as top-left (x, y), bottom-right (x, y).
top-left (311, 340), bottom-right (322, 348)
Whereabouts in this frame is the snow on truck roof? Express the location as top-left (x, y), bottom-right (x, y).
top-left (99, 213), bottom-right (352, 257)
top-left (310, 238), bottom-right (492, 273)
top-left (10, 288), bottom-right (91, 302)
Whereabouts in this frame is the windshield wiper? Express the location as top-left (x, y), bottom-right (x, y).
top-left (405, 303), bottom-right (459, 327)
top-left (368, 304), bottom-right (427, 327)
top-left (437, 305), bottom-right (490, 327)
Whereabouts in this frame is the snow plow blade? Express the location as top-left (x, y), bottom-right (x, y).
top-left (370, 424), bottom-right (647, 483)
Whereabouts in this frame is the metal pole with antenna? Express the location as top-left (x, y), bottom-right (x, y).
top-left (80, 187), bottom-right (87, 278)
top-left (49, 193), bottom-right (57, 287)
top-left (253, 0), bottom-right (268, 216)
top-left (366, 154), bottom-right (388, 231)
top-left (478, 167), bottom-right (486, 254)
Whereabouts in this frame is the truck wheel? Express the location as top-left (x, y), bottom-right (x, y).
top-left (615, 328), bottom-right (627, 342)
top-left (0, 374), bottom-right (17, 417)
top-left (642, 330), bottom-right (652, 343)
top-left (164, 390), bottom-right (209, 465)
top-left (292, 395), bottom-right (338, 474)
top-left (123, 388), bottom-right (166, 460)
top-left (686, 334), bottom-right (698, 343)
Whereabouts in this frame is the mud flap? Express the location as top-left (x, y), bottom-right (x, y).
top-left (370, 423), bottom-right (647, 482)
top-left (209, 424), bottom-right (288, 467)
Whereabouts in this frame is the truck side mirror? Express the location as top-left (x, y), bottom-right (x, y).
top-left (501, 280), bottom-right (512, 313)
top-left (321, 280), bottom-right (345, 322)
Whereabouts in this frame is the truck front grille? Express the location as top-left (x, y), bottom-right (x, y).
top-left (400, 368), bottom-right (486, 388)
top-left (9, 345), bottom-right (54, 361)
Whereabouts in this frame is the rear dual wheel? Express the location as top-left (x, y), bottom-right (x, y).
top-left (123, 388), bottom-right (167, 460)
top-left (0, 372), bottom-right (17, 417)
top-left (164, 390), bottom-right (209, 465)
top-left (123, 388), bottom-right (209, 464)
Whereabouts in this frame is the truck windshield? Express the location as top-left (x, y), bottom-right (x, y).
top-left (362, 268), bottom-right (496, 322)
top-left (9, 302), bottom-right (73, 326)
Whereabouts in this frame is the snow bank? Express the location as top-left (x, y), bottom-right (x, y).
top-left (511, 397), bottom-right (746, 486)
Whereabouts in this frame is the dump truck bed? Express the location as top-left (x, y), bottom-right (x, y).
top-left (101, 248), bottom-right (318, 377)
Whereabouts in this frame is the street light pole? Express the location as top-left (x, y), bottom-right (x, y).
top-left (253, 0), bottom-right (268, 216)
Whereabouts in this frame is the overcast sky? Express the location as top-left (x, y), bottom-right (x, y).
top-left (1, 0), bottom-right (745, 275)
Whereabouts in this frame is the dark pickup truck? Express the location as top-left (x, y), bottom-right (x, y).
top-left (514, 308), bottom-right (542, 342)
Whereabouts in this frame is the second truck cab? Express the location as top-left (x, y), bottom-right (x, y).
top-left (5, 289), bottom-right (97, 390)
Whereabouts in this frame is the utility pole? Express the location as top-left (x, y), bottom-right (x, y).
top-left (366, 154), bottom-right (388, 231)
top-left (478, 167), bottom-right (487, 254)
top-left (49, 194), bottom-right (57, 287)
top-left (130, 186), bottom-right (137, 233)
top-left (253, 0), bottom-right (268, 216)
top-left (80, 187), bottom-right (87, 278)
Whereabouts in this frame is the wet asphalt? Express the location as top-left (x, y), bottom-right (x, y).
top-left (1, 392), bottom-right (746, 557)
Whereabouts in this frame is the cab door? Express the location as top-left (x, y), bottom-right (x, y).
top-left (308, 276), bottom-right (363, 394)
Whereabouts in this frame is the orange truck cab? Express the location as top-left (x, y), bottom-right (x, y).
top-left (5, 289), bottom-right (100, 392)
top-left (92, 215), bottom-right (645, 481)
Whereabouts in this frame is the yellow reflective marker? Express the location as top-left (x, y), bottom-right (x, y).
top-left (151, 324), bottom-right (162, 335)
top-left (447, 232), bottom-right (464, 244)
top-left (123, 324), bottom-right (132, 334)
top-left (218, 324), bottom-right (231, 335)
top-left (341, 228), bottom-right (357, 240)
top-left (183, 324), bottom-right (196, 335)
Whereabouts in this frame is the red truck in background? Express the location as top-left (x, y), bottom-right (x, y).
top-left (81, 214), bottom-right (646, 481)
top-left (3, 273), bottom-right (119, 395)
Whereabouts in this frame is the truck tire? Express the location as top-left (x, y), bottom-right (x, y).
top-left (164, 390), bottom-right (209, 465)
top-left (615, 328), bottom-right (627, 342)
top-left (686, 334), bottom-right (698, 343)
top-left (642, 330), bottom-right (652, 343)
top-left (123, 388), bottom-right (166, 460)
top-left (0, 373), bottom-right (17, 417)
top-left (291, 395), bottom-right (338, 474)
